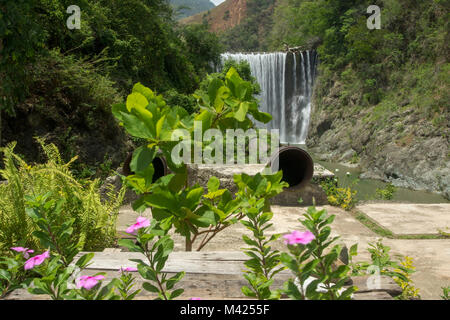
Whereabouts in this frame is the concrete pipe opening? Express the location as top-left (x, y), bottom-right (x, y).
top-left (269, 146), bottom-right (314, 188)
top-left (123, 152), bottom-right (168, 183)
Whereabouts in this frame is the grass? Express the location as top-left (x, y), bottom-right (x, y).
top-left (351, 210), bottom-right (450, 240)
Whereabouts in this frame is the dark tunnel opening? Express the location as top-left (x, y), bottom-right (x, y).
top-left (151, 156), bottom-right (167, 183)
top-left (270, 147), bottom-right (314, 188)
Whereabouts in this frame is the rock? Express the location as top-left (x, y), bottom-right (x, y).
top-left (99, 172), bottom-right (139, 205)
top-left (353, 291), bottom-right (394, 300)
top-left (350, 275), bottom-right (402, 297)
top-left (187, 164), bottom-right (266, 194)
top-left (307, 97), bottom-right (450, 197)
top-left (339, 149), bottom-right (356, 162)
top-left (3, 288), bottom-right (50, 300)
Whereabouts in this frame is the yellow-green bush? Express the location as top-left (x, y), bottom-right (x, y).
top-left (320, 178), bottom-right (357, 211)
top-left (327, 187), bottom-right (358, 211)
top-left (393, 256), bottom-right (421, 300)
top-left (0, 139), bottom-right (125, 254)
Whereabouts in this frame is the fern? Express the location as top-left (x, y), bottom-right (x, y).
top-left (0, 138), bottom-right (125, 254)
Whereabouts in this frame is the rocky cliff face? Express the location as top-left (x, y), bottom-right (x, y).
top-left (307, 79), bottom-right (450, 200)
top-left (180, 0), bottom-right (247, 33)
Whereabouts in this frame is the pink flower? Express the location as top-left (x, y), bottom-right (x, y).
top-left (11, 247), bottom-right (35, 259)
top-left (76, 275), bottom-right (105, 290)
top-left (126, 216), bottom-right (150, 234)
top-left (119, 267), bottom-right (138, 273)
top-left (283, 231), bottom-right (315, 245)
top-left (24, 250), bottom-right (50, 270)
top-left (189, 297), bottom-right (202, 300)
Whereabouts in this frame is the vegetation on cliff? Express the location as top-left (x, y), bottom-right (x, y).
top-left (170, 0), bottom-right (215, 20)
top-left (267, 0), bottom-right (449, 196)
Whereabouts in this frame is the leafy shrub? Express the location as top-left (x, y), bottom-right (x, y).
top-left (281, 206), bottom-right (356, 300)
top-left (119, 217), bottom-right (185, 300)
top-left (2, 49), bottom-right (128, 169)
top-left (238, 172), bottom-right (288, 300)
top-left (350, 152), bottom-right (360, 164)
top-left (0, 138), bottom-right (125, 253)
top-left (201, 59), bottom-right (261, 96)
top-left (442, 286), bottom-right (449, 300)
top-left (320, 177), bottom-right (357, 210)
top-left (0, 252), bottom-right (33, 298)
top-left (393, 256), bottom-right (421, 300)
top-left (349, 239), bottom-right (419, 299)
top-left (113, 71), bottom-right (272, 251)
top-left (376, 183), bottom-right (397, 200)
top-left (163, 89), bottom-right (198, 115)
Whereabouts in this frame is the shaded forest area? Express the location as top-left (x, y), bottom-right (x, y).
top-left (0, 0), bottom-right (222, 177)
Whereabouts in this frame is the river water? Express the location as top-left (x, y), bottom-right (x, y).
top-left (292, 144), bottom-right (449, 204)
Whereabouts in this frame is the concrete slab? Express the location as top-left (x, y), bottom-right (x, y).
top-left (117, 204), bottom-right (450, 299)
top-left (187, 163), bottom-right (333, 206)
top-left (384, 239), bottom-right (450, 299)
top-left (356, 203), bottom-right (450, 235)
top-left (188, 163), bottom-right (334, 179)
top-left (118, 204), bottom-right (374, 253)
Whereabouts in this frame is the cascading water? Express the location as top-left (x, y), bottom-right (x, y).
top-left (220, 51), bottom-right (318, 144)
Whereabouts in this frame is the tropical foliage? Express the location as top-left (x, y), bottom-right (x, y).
top-left (112, 69), bottom-right (272, 251)
top-left (269, 0), bottom-right (448, 138)
top-left (0, 0), bottom-right (222, 169)
top-left (0, 139), bottom-right (124, 254)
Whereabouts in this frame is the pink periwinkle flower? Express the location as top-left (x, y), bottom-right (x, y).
top-left (119, 267), bottom-right (138, 273)
top-left (11, 247), bottom-right (35, 259)
top-left (76, 275), bottom-right (105, 290)
top-left (126, 216), bottom-right (150, 234)
top-left (189, 297), bottom-right (202, 300)
top-left (24, 250), bottom-right (50, 270)
top-left (283, 231), bottom-right (315, 245)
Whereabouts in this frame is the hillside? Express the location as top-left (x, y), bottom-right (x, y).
top-left (0, 0), bottom-right (222, 175)
top-left (268, 0), bottom-right (449, 198)
top-left (180, 0), bottom-right (247, 33)
top-left (181, 0), bottom-right (275, 51)
top-left (170, 0), bottom-right (215, 19)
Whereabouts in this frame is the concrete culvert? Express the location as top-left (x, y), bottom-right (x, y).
top-left (123, 152), bottom-right (168, 183)
top-left (268, 146), bottom-right (314, 188)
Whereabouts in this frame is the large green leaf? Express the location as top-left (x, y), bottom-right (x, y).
top-left (234, 102), bottom-right (249, 122)
top-left (207, 176), bottom-right (220, 192)
top-left (120, 112), bottom-right (154, 139)
top-left (132, 83), bottom-right (155, 103)
top-left (112, 103), bottom-right (127, 122)
top-left (130, 146), bottom-right (157, 173)
top-left (184, 187), bottom-right (204, 210)
top-left (208, 78), bottom-right (223, 104)
top-left (144, 190), bottom-right (178, 213)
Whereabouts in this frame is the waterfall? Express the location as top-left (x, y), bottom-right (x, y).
top-left (220, 51), bottom-right (318, 144)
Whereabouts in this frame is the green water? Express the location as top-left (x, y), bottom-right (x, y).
top-left (314, 160), bottom-right (448, 204)
top-left (286, 144), bottom-right (449, 204)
